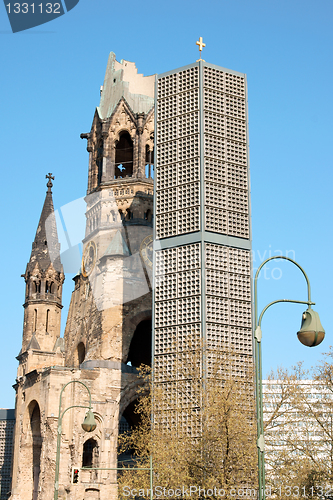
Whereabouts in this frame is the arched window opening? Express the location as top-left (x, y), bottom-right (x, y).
top-left (46, 309), bottom-right (50, 333)
top-left (119, 210), bottom-right (124, 221)
top-left (144, 210), bottom-right (152, 222)
top-left (125, 209), bottom-right (133, 221)
top-left (30, 402), bottom-right (42, 500)
top-left (118, 400), bottom-right (142, 464)
top-left (82, 438), bottom-right (99, 468)
top-left (126, 319), bottom-right (152, 367)
top-left (110, 210), bottom-right (116, 222)
top-left (45, 281), bottom-right (49, 293)
top-left (77, 342), bottom-right (86, 365)
top-left (36, 281), bottom-right (41, 293)
top-left (115, 132), bottom-right (133, 178)
top-left (34, 309), bottom-right (37, 332)
top-left (145, 145), bottom-right (154, 179)
top-left (97, 139), bottom-right (103, 184)
top-left (122, 400), bottom-right (142, 429)
top-left (119, 415), bottom-right (131, 435)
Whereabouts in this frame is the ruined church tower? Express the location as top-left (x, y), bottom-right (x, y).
top-left (20, 174), bottom-right (64, 358)
top-left (10, 53), bottom-right (155, 500)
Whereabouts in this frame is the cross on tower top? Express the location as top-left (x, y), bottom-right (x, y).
top-left (46, 173), bottom-right (54, 192)
top-left (196, 37), bottom-right (206, 60)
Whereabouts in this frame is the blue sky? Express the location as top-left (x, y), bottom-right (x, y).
top-left (0, 0), bottom-right (332, 408)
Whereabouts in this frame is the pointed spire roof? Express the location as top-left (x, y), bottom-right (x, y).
top-left (26, 174), bottom-right (62, 273)
top-left (103, 230), bottom-right (130, 258)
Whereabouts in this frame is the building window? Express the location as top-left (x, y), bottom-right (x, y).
top-left (29, 402), bottom-right (42, 500)
top-left (46, 309), bottom-right (50, 333)
top-left (77, 342), bottom-right (86, 365)
top-left (115, 132), bottom-right (133, 178)
top-left (82, 438), bottom-right (98, 468)
top-left (126, 319), bottom-right (152, 367)
top-left (144, 210), bottom-right (152, 222)
top-left (126, 209), bottom-right (133, 221)
top-left (97, 139), bottom-right (103, 184)
top-left (34, 309), bottom-right (37, 332)
top-left (145, 145), bottom-right (154, 179)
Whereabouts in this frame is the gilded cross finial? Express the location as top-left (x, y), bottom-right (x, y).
top-left (196, 36), bottom-right (206, 60)
top-left (46, 173), bottom-right (54, 192)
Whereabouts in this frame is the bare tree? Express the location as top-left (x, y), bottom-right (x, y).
top-left (118, 350), bottom-right (257, 499)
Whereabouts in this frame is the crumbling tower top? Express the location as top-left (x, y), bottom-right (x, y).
top-left (98, 52), bottom-right (155, 119)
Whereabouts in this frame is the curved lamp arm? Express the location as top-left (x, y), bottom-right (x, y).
top-left (254, 256), bottom-right (315, 500)
top-left (254, 256), bottom-right (313, 329)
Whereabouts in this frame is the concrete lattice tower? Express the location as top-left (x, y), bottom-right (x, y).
top-left (153, 59), bottom-right (253, 429)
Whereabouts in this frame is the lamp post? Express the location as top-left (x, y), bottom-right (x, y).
top-left (54, 380), bottom-right (97, 500)
top-left (254, 256), bottom-right (325, 500)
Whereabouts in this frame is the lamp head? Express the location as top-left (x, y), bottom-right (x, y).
top-left (81, 410), bottom-right (97, 432)
top-left (297, 308), bottom-right (325, 347)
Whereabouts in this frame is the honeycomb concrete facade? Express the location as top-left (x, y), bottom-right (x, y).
top-left (153, 61), bottom-right (253, 430)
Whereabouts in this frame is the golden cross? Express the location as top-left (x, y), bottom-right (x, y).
top-left (196, 37), bottom-right (206, 59)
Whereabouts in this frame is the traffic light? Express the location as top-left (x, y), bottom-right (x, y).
top-left (72, 468), bottom-right (79, 484)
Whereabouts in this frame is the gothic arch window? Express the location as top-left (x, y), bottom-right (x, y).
top-left (118, 400), bottom-right (142, 464)
top-left (110, 210), bottom-right (116, 222)
top-left (144, 210), bottom-right (152, 222)
top-left (36, 281), bottom-right (41, 293)
top-left (34, 309), bottom-right (37, 332)
top-left (77, 342), bottom-right (86, 365)
top-left (119, 209), bottom-right (124, 221)
top-left (115, 132), bottom-right (133, 178)
top-left (125, 209), bottom-right (133, 221)
top-left (46, 309), bottom-right (50, 333)
top-left (145, 145), bottom-right (154, 179)
top-left (82, 438), bottom-right (99, 468)
top-left (126, 319), bottom-right (152, 367)
top-left (97, 139), bottom-right (103, 184)
top-left (29, 401), bottom-right (42, 500)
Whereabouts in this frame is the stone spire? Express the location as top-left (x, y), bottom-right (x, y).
top-left (20, 174), bottom-right (64, 353)
top-left (26, 173), bottom-right (62, 274)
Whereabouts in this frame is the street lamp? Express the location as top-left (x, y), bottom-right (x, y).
top-left (254, 256), bottom-right (325, 500)
top-left (54, 380), bottom-right (97, 500)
